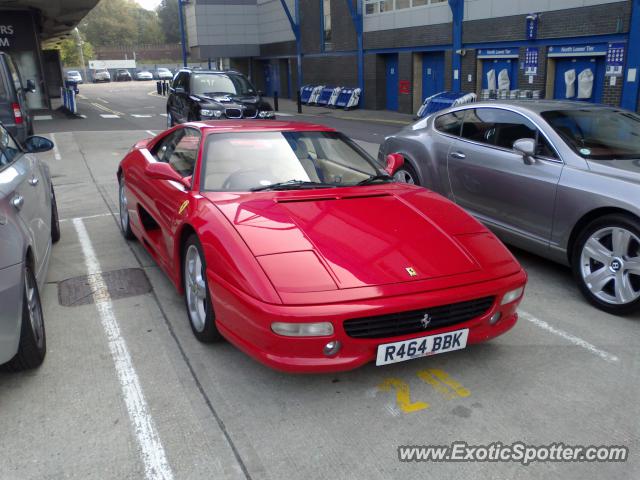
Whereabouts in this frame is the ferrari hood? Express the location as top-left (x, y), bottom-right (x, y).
top-left (207, 189), bottom-right (492, 292)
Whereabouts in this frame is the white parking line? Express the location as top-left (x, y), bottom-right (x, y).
top-left (146, 130), bottom-right (156, 137)
top-left (159, 113), bottom-right (168, 117)
top-left (49, 133), bottom-right (61, 161)
top-left (72, 218), bottom-right (174, 480)
top-left (519, 310), bottom-right (619, 363)
top-left (100, 114), bottom-right (120, 119)
top-left (34, 115), bottom-right (53, 121)
top-left (132, 114), bottom-right (153, 118)
top-left (59, 213), bottom-right (113, 222)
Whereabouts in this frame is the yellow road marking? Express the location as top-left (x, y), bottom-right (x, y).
top-left (417, 369), bottom-right (471, 399)
top-left (91, 102), bottom-right (124, 116)
top-left (378, 378), bottom-right (429, 413)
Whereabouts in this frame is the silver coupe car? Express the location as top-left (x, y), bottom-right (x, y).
top-left (0, 124), bottom-right (59, 370)
top-left (379, 101), bottom-right (640, 315)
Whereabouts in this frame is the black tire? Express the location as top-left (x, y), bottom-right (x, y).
top-left (571, 213), bottom-right (640, 315)
top-left (182, 234), bottom-right (223, 342)
top-left (51, 186), bottom-right (61, 243)
top-left (118, 177), bottom-right (135, 240)
top-left (392, 160), bottom-right (420, 186)
top-left (2, 264), bottom-right (46, 371)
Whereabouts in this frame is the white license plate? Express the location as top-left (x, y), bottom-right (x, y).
top-left (375, 329), bottom-right (469, 366)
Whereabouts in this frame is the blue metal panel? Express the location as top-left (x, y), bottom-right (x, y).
top-left (345, 0), bottom-right (364, 107)
top-left (178, 0), bottom-right (188, 67)
top-left (553, 57), bottom-right (605, 103)
top-left (481, 58), bottom-right (518, 89)
top-left (621, 0), bottom-right (640, 110)
top-left (422, 52), bottom-right (445, 100)
top-left (385, 54), bottom-right (399, 111)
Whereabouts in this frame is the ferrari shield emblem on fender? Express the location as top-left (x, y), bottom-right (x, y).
top-left (178, 200), bottom-right (189, 215)
top-left (406, 267), bottom-right (417, 277)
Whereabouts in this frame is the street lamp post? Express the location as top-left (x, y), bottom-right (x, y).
top-left (74, 27), bottom-right (88, 81)
top-left (178, 0), bottom-right (188, 68)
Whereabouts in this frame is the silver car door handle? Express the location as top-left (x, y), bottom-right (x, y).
top-left (29, 176), bottom-right (39, 186)
top-left (11, 195), bottom-right (24, 210)
top-left (450, 151), bottom-right (466, 159)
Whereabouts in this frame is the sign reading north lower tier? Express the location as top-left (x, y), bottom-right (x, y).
top-left (547, 44), bottom-right (608, 57)
top-left (477, 48), bottom-right (519, 59)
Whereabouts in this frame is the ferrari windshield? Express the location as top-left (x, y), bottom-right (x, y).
top-left (201, 131), bottom-right (383, 191)
top-left (541, 109), bottom-right (640, 160)
top-left (191, 73), bottom-right (256, 96)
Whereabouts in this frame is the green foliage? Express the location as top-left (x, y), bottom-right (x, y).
top-left (56, 36), bottom-right (95, 67)
top-left (80, 0), bottom-right (172, 47)
top-left (157, 0), bottom-right (181, 44)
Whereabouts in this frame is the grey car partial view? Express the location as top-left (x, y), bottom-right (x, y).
top-left (379, 101), bottom-right (640, 315)
top-left (0, 124), bottom-right (59, 371)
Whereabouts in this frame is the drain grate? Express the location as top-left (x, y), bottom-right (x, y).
top-left (58, 268), bottom-right (152, 306)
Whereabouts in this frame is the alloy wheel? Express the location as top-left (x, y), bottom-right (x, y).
top-left (25, 268), bottom-right (44, 349)
top-left (184, 244), bottom-right (207, 332)
top-left (580, 226), bottom-right (640, 305)
top-left (393, 168), bottom-right (416, 185)
top-left (119, 181), bottom-right (129, 233)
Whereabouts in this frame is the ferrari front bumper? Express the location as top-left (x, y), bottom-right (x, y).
top-left (209, 269), bottom-right (527, 373)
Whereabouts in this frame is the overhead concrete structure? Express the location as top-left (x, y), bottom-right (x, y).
top-left (0, 0), bottom-right (99, 109)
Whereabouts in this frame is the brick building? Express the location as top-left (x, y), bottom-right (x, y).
top-left (184, 0), bottom-right (640, 113)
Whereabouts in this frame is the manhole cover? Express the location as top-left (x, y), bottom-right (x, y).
top-left (58, 268), bottom-right (152, 306)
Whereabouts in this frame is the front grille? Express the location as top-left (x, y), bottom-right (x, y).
top-left (225, 108), bottom-right (243, 119)
top-left (343, 296), bottom-right (495, 339)
top-left (244, 106), bottom-right (258, 118)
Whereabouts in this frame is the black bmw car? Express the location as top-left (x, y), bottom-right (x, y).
top-left (166, 69), bottom-right (275, 126)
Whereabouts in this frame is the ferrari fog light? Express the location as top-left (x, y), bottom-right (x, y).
top-left (501, 287), bottom-right (524, 305)
top-left (489, 312), bottom-right (501, 325)
top-left (323, 341), bottom-right (341, 357)
top-left (271, 322), bottom-right (334, 337)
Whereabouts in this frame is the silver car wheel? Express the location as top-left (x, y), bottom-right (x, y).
top-left (184, 245), bottom-right (207, 332)
top-left (580, 226), bottom-right (640, 305)
top-left (119, 181), bottom-right (129, 233)
top-left (25, 267), bottom-right (44, 349)
top-left (393, 168), bottom-right (416, 185)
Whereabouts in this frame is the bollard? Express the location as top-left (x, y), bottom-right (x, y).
top-left (156, 81), bottom-right (162, 95)
top-left (273, 91), bottom-right (279, 112)
top-left (297, 90), bottom-right (302, 114)
top-left (162, 82), bottom-right (168, 95)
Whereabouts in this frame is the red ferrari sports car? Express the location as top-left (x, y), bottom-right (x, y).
top-left (117, 120), bottom-right (527, 373)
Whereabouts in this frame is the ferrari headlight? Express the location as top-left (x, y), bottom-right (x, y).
top-left (271, 322), bottom-right (334, 337)
top-left (259, 110), bottom-right (275, 118)
top-left (501, 286), bottom-right (524, 305)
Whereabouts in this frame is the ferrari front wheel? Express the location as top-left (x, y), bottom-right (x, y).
top-left (183, 235), bottom-right (222, 342)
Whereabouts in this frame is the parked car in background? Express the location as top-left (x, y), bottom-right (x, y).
top-left (0, 51), bottom-right (35, 144)
top-left (0, 125), bottom-right (60, 371)
top-left (379, 101), bottom-right (640, 315)
top-left (136, 71), bottom-right (153, 81)
top-left (117, 120), bottom-right (526, 372)
top-left (65, 70), bottom-right (83, 84)
top-left (155, 68), bottom-right (173, 80)
top-left (166, 69), bottom-right (274, 126)
top-left (93, 69), bottom-right (111, 83)
top-left (115, 69), bottom-right (132, 82)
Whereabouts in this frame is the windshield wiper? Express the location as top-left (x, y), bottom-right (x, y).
top-left (251, 180), bottom-right (338, 191)
top-left (356, 174), bottom-right (393, 186)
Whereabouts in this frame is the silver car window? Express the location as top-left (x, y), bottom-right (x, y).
top-left (434, 111), bottom-right (464, 136)
top-left (461, 108), bottom-right (557, 159)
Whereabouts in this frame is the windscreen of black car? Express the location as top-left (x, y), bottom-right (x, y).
top-left (541, 109), bottom-right (640, 160)
top-left (201, 131), bottom-right (381, 191)
top-left (191, 74), bottom-right (255, 96)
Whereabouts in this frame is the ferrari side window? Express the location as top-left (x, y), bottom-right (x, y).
top-left (168, 128), bottom-right (200, 177)
top-left (152, 130), bottom-right (184, 163)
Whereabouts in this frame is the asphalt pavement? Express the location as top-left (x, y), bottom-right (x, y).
top-left (1, 81), bottom-right (638, 480)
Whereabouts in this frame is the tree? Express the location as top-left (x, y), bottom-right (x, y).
top-left (56, 37), bottom-right (95, 67)
top-left (156, 0), bottom-right (181, 44)
top-left (80, 0), bottom-right (166, 47)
